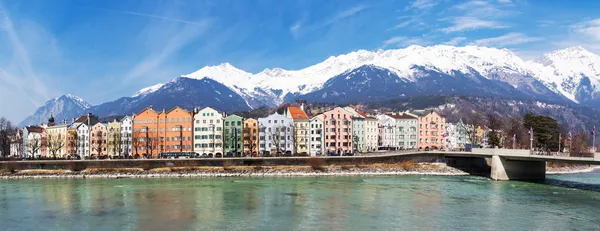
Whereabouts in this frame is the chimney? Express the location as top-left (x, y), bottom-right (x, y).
top-left (149, 105), bottom-right (153, 110)
top-left (87, 113), bottom-right (91, 126)
top-left (300, 103), bottom-right (304, 111)
top-left (72, 117), bottom-right (75, 123)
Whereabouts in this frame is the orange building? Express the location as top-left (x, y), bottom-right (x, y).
top-left (133, 106), bottom-right (160, 158)
top-left (133, 106), bottom-right (194, 158)
top-left (243, 118), bottom-right (259, 156)
top-left (158, 107), bottom-right (194, 156)
top-left (414, 110), bottom-right (446, 150)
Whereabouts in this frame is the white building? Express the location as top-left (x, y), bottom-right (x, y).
top-left (258, 112), bottom-right (294, 156)
top-left (377, 115), bottom-right (396, 150)
top-left (309, 114), bottom-right (324, 156)
top-left (446, 120), bottom-right (471, 151)
top-left (344, 106), bottom-right (378, 153)
top-left (26, 129), bottom-right (44, 158)
top-left (76, 123), bottom-right (90, 158)
top-left (46, 124), bottom-right (68, 157)
top-left (120, 115), bottom-right (134, 157)
top-left (193, 107), bottom-right (224, 157)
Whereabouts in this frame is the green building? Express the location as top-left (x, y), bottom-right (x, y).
top-left (224, 114), bottom-right (244, 156)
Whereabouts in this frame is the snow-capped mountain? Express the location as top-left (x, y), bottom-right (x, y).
top-left (183, 45), bottom-right (570, 107)
top-left (19, 94), bottom-right (92, 126)
top-left (19, 45), bottom-right (600, 126)
top-left (527, 46), bottom-right (600, 105)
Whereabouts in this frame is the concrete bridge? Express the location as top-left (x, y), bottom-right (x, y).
top-left (368, 148), bottom-right (600, 181)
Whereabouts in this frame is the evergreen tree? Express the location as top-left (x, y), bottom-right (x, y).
top-left (523, 113), bottom-right (560, 151)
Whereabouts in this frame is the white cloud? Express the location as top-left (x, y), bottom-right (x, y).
top-left (124, 20), bottom-right (210, 82)
top-left (290, 22), bottom-right (301, 38)
top-left (321, 5), bottom-right (368, 27)
top-left (572, 18), bottom-right (600, 41)
top-left (381, 36), bottom-right (428, 48)
top-left (443, 37), bottom-right (467, 46)
top-left (387, 19), bottom-right (417, 31)
top-left (472, 33), bottom-right (543, 47)
top-left (441, 17), bottom-right (507, 32)
top-left (408, 0), bottom-right (438, 10)
top-left (90, 8), bottom-right (207, 26)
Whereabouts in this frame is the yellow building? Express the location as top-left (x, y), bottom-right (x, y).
top-left (107, 120), bottom-right (122, 157)
top-left (45, 124), bottom-right (68, 158)
top-left (285, 105), bottom-right (309, 155)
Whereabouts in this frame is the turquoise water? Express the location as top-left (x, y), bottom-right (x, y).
top-left (1, 172), bottom-right (600, 231)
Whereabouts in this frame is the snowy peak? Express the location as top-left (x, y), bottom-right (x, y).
top-left (526, 46), bottom-right (600, 104)
top-left (52, 94), bottom-right (92, 109)
top-left (133, 83), bottom-right (164, 97)
top-left (20, 94), bottom-right (92, 126)
top-left (184, 63), bottom-right (252, 84)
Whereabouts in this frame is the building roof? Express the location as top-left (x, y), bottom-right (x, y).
top-left (386, 113), bottom-right (418, 119)
top-left (288, 106), bottom-right (309, 120)
top-left (25, 126), bottom-right (44, 133)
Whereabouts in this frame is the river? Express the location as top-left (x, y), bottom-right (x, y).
top-left (1, 171), bottom-right (599, 231)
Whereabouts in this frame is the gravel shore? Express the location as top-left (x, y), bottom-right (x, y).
top-left (0, 163), bottom-right (469, 179)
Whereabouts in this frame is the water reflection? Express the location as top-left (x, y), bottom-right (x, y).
top-left (0, 175), bottom-right (599, 231)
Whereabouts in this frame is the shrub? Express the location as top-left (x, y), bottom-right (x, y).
top-left (400, 160), bottom-right (415, 171)
top-left (307, 157), bottom-right (325, 171)
top-left (253, 165), bottom-right (264, 171)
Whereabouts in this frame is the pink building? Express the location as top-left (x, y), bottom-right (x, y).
top-left (414, 110), bottom-right (446, 150)
top-left (322, 107), bottom-right (353, 154)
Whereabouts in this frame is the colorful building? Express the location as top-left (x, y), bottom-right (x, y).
top-left (90, 123), bottom-right (108, 157)
top-left (445, 120), bottom-right (471, 150)
top-left (133, 107), bottom-right (160, 158)
top-left (344, 106), bottom-right (378, 152)
top-left (160, 107), bottom-right (194, 155)
top-left (224, 114), bottom-right (244, 156)
top-left (66, 124), bottom-right (78, 157)
top-left (286, 105), bottom-right (309, 155)
top-left (377, 114), bottom-right (396, 150)
top-left (243, 118), bottom-right (259, 156)
top-left (45, 123), bottom-right (68, 158)
top-left (106, 120), bottom-right (121, 157)
top-left (258, 112), bottom-right (294, 156)
top-left (193, 107), bottom-right (224, 157)
top-left (309, 114), bottom-right (324, 156)
top-left (323, 107), bottom-right (353, 154)
top-left (414, 110), bottom-right (446, 150)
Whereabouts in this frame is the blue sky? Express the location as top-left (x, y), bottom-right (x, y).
top-left (1, 0), bottom-right (600, 123)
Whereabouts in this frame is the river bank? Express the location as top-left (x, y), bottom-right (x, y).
top-left (0, 163), bottom-right (470, 179)
top-left (1, 162), bottom-right (597, 179)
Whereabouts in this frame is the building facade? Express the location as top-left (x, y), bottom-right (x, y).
top-left (344, 106), bottom-right (378, 152)
top-left (90, 123), bottom-right (108, 157)
top-left (243, 118), bottom-right (259, 156)
top-left (106, 120), bottom-right (121, 157)
top-left (76, 123), bottom-right (90, 158)
top-left (286, 106), bottom-right (309, 155)
top-left (377, 115), bottom-right (396, 150)
top-left (25, 126), bottom-right (45, 158)
top-left (323, 107), bottom-right (353, 154)
top-left (224, 114), bottom-right (244, 156)
top-left (309, 114), bottom-right (324, 156)
top-left (258, 112), bottom-right (294, 156)
top-left (414, 110), bottom-right (446, 150)
top-left (120, 115), bottom-right (133, 157)
top-left (193, 107), bottom-right (224, 157)
top-left (67, 124), bottom-right (78, 157)
top-left (160, 107), bottom-right (194, 156)
top-left (45, 124), bottom-right (68, 158)
top-left (133, 107), bottom-right (160, 158)
top-left (445, 120), bottom-right (471, 151)
top-left (391, 113), bottom-right (419, 150)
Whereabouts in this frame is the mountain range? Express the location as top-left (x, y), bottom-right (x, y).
top-left (18, 45), bottom-right (600, 127)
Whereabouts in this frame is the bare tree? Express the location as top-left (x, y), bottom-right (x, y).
top-left (146, 137), bottom-right (157, 158)
top-left (11, 128), bottom-right (23, 158)
top-left (47, 133), bottom-right (66, 159)
top-left (132, 130), bottom-right (142, 158)
top-left (0, 117), bottom-right (15, 159)
top-left (109, 132), bottom-right (121, 157)
top-left (269, 127), bottom-right (282, 156)
top-left (27, 137), bottom-right (42, 158)
top-left (91, 131), bottom-right (105, 158)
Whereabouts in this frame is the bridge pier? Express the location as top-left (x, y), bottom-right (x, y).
top-left (490, 155), bottom-right (546, 181)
